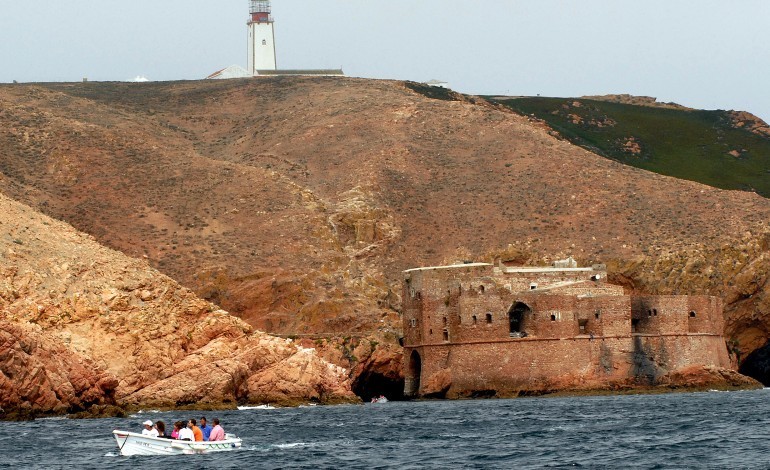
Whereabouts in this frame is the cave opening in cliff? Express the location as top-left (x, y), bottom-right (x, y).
top-left (352, 353), bottom-right (412, 402)
top-left (739, 341), bottom-right (770, 386)
top-left (352, 370), bottom-right (406, 402)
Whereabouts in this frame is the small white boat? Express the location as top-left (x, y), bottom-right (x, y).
top-left (370, 396), bottom-right (389, 404)
top-left (112, 430), bottom-right (242, 456)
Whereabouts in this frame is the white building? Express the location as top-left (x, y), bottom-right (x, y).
top-left (425, 79), bottom-right (449, 88)
top-left (247, 0), bottom-right (277, 74)
top-left (206, 65), bottom-right (252, 80)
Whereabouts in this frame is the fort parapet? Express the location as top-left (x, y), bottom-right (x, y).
top-left (402, 259), bottom-right (730, 398)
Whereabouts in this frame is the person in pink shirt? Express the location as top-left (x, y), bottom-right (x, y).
top-left (170, 421), bottom-right (183, 440)
top-left (209, 418), bottom-right (225, 441)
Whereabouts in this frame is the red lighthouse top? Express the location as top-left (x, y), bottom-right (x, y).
top-left (249, 0), bottom-right (273, 23)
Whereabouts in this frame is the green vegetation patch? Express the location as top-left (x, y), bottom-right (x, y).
top-left (488, 96), bottom-right (770, 197)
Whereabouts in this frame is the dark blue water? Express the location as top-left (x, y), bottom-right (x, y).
top-left (2, 389), bottom-right (770, 469)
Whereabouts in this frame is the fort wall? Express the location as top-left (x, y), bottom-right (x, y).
top-left (407, 334), bottom-right (730, 397)
top-left (402, 261), bottom-right (731, 398)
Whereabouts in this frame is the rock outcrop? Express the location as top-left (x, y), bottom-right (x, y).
top-left (0, 320), bottom-right (118, 418)
top-left (0, 194), bottom-right (356, 417)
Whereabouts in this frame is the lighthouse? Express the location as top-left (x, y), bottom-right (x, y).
top-left (247, 0), bottom-right (277, 74)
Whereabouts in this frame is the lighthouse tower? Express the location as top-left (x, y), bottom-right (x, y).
top-left (247, 0), bottom-right (277, 74)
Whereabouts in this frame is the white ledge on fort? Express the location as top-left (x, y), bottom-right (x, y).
top-left (404, 263), bottom-right (492, 273)
top-left (501, 267), bottom-right (596, 273)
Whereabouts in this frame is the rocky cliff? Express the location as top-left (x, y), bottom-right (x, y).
top-left (0, 194), bottom-right (356, 418)
top-left (2, 78), bottom-right (770, 397)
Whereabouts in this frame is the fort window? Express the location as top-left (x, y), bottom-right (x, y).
top-left (550, 314), bottom-right (556, 322)
top-left (689, 311), bottom-right (697, 318)
top-left (648, 309), bottom-right (652, 317)
top-left (486, 313), bottom-right (493, 324)
top-left (410, 318), bottom-right (417, 327)
top-left (579, 319), bottom-right (588, 333)
top-left (479, 285), bottom-right (485, 293)
top-left (429, 329), bottom-right (433, 335)
top-left (530, 283), bottom-right (538, 290)
top-left (595, 312), bottom-right (600, 319)
top-left (508, 302), bottom-right (531, 336)
top-left (632, 318), bottom-right (640, 333)
top-left (443, 317), bottom-right (448, 327)
top-left (653, 309), bottom-right (658, 316)
top-left (472, 315), bottom-right (477, 325)
top-left (443, 330), bottom-right (449, 342)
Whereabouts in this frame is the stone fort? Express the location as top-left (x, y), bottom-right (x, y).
top-left (401, 258), bottom-right (730, 398)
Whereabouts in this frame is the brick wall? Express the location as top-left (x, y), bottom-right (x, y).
top-left (404, 334), bottom-right (731, 397)
top-left (402, 263), bottom-right (730, 397)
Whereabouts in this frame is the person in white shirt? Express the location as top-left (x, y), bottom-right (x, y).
top-left (177, 421), bottom-right (195, 441)
top-left (141, 420), bottom-right (159, 437)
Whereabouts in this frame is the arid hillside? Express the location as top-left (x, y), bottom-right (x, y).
top-left (0, 193), bottom-right (356, 418)
top-left (2, 78), bottom-right (770, 386)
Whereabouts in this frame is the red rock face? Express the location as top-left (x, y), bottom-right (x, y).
top-left (0, 321), bottom-right (118, 416)
top-left (0, 194), bottom-right (357, 417)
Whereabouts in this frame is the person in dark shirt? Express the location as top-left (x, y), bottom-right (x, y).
top-left (155, 420), bottom-right (167, 438)
top-left (199, 416), bottom-right (212, 441)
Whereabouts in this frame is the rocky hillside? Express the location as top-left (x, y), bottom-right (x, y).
top-left (0, 193), bottom-right (356, 418)
top-left (2, 78), bottom-right (770, 390)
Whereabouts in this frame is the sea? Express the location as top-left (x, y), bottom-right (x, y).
top-left (2, 388), bottom-right (770, 469)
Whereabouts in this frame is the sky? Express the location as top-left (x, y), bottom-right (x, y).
top-left (1, 1), bottom-right (769, 121)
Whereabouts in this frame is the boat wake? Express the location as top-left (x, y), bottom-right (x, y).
top-left (272, 442), bottom-right (310, 449)
top-left (237, 405), bottom-right (276, 410)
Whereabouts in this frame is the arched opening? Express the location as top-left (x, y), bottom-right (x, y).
top-left (508, 302), bottom-right (531, 337)
top-left (405, 350), bottom-right (422, 398)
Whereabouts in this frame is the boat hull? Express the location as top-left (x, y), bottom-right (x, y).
top-left (112, 430), bottom-right (242, 456)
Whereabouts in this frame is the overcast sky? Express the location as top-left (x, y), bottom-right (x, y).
top-left (1, 1), bottom-right (769, 121)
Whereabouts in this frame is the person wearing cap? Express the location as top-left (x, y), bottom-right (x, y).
top-left (141, 420), bottom-right (159, 437)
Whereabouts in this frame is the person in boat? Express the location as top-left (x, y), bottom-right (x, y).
top-left (190, 419), bottom-right (204, 442)
top-left (209, 418), bottom-right (225, 441)
top-left (178, 421), bottom-right (194, 441)
top-left (155, 420), bottom-right (167, 438)
top-left (199, 416), bottom-right (212, 441)
top-left (141, 420), bottom-right (159, 437)
top-left (170, 421), bottom-right (183, 440)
